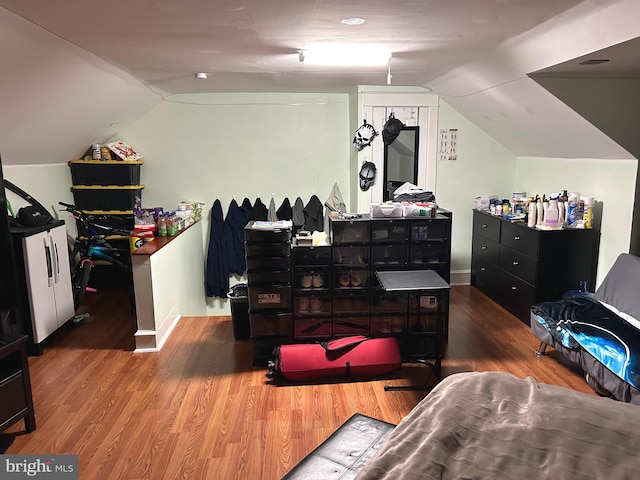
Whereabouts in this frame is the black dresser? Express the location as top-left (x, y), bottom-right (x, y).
top-left (471, 209), bottom-right (598, 323)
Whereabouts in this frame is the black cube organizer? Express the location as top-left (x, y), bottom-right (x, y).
top-left (245, 222), bottom-right (293, 365)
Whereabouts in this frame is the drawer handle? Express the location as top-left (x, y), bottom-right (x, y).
top-left (511, 286), bottom-right (517, 290)
top-left (481, 246), bottom-right (487, 250)
top-left (482, 224), bottom-right (488, 228)
top-left (512, 261), bottom-right (519, 266)
top-left (480, 267), bottom-right (486, 271)
top-left (514, 236), bottom-right (520, 241)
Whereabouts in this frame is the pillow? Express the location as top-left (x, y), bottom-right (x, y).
top-left (595, 253), bottom-right (640, 322)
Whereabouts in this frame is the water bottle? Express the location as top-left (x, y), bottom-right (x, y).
top-left (157, 213), bottom-right (168, 237)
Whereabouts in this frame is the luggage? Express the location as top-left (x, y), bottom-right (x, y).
top-left (267, 336), bottom-right (401, 382)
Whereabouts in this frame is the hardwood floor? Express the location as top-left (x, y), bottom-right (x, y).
top-left (2, 285), bottom-right (594, 479)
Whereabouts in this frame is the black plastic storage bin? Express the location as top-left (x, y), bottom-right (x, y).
top-left (69, 160), bottom-right (143, 186)
top-left (71, 185), bottom-right (144, 211)
top-left (229, 283), bottom-right (250, 340)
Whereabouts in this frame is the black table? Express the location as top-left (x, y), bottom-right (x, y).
top-left (375, 270), bottom-right (451, 391)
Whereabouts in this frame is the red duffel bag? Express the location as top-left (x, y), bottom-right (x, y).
top-left (267, 336), bottom-right (402, 382)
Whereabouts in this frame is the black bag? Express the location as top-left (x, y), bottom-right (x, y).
top-left (17, 206), bottom-right (53, 226)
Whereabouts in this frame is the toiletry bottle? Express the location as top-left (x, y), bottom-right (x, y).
top-left (558, 198), bottom-right (565, 226)
top-left (545, 196), bottom-right (559, 227)
top-left (527, 197), bottom-right (536, 228)
top-left (536, 196), bottom-right (543, 227)
top-left (583, 196), bottom-right (594, 228)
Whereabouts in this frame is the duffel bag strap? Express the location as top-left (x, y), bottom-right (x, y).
top-left (320, 335), bottom-right (369, 352)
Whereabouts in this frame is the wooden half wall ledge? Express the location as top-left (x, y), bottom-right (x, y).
top-left (131, 221), bottom-right (206, 352)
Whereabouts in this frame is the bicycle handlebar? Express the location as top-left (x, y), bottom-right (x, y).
top-left (58, 201), bottom-right (133, 237)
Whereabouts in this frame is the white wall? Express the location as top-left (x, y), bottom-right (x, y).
top-left (436, 100), bottom-right (517, 278)
top-left (116, 92), bottom-right (352, 314)
top-left (515, 157), bottom-right (637, 285)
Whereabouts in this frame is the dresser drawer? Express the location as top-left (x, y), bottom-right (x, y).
top-left (472, 211), bottom-right (500, 242)
top-left (498, 270), bottom-right (536, 323)
top-left (471, 254), bottom-right (499, 295)
top-left (499, 245), bottom-right (537, 285)
top-left (500, 221), bottom-right (539, 258)
top-left (472, 234), bottom-right (499, 264)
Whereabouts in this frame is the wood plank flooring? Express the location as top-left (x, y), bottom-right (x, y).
top-left (2, 285), bottom-right (594, 479)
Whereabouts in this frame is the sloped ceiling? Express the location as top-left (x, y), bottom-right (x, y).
top-left (0, 0), bottom-right (639, 165)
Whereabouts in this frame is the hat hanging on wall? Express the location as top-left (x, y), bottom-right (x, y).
top-left (359, 161), bottom-right (377, 191)
top-left (382, 112), bottom-right (404, 145)
top-left (352, 119), bottom-right (378, 151)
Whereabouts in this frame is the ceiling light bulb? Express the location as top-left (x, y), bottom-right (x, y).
top-left (300, 47), bottom-right (391, 67)
top-left (195, 72), bottom-right (208, 79)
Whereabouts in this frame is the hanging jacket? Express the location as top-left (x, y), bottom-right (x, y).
top-left (206, 199), bottom-right (229, 298)
top-left (225, 199), bottom-right (247, 276)
top-left (251, 197), bottom-right (268, 221)
top-left (267, 197), bottom-right (278, 221)
top-left (276, 197), bottom-right (292, 221)
top-left (324, 182), bottom-right (347, 232)
top-left (241, 197), bottom-right (253, 223)
top-left (292, 197), bottom-right (305, 229)
top-left (303, 194), bottom-right (324, 232)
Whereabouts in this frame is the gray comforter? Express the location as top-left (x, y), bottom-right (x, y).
top-left (355, 371), bottom-right (640, 479)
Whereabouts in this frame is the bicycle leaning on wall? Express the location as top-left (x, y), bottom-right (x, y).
top-left (59, 201), bottom-right (132, 311)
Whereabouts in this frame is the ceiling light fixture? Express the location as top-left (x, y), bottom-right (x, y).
top-left (195, 72), bottom-right (208, 79)
top-left (341, 17), bottom-right (365, 26)
top-left (298, 47), bottom-right (391, 67)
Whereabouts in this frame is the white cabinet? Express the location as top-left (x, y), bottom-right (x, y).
top-left (20, 223), bottom-right (74, 344)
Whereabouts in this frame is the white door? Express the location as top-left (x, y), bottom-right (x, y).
top-left (22, 231), bottom-right (58, 343)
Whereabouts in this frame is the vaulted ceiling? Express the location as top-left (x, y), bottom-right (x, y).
top-left (0, 0), bottom-right (639, 165)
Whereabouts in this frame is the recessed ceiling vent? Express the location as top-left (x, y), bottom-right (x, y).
top-left (579, 59), bottom-right (610, 65)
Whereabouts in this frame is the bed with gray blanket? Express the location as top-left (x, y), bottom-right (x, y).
top-left (355, 371), bottom-right (640, 479)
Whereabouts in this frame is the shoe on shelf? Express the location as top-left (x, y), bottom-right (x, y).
top-left (339, 273), bottom-right (350, 287)
top-left (297, 297), bottom-right (309, 312)
top-left (300, 275), bottom-right (312, 288)
top-left (350, 273), bottom-right (362, 287)
top-left (310, 297), bottom-right (323, 312)
top-left (312, 274), bottom-right (324, 288)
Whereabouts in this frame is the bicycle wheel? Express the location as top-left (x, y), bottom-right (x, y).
top-left (72, 260), bottom-right (93, 310)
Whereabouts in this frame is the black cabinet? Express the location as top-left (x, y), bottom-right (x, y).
top-left (471, 209), bottom-right (598, 324)
top-left (0, 334), bottom-right (35, 433)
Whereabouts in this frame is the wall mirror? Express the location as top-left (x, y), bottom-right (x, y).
top-left (383, 126), bottom-right (419, 201)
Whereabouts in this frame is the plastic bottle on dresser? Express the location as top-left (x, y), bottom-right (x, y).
top-left (535, 197), bottom-right (543, 227)
top-left (558, 198), bottom-right (565, 226)
top-left (527, 197), bottom-right (537, 228)
top-left (567, 192), bottom-right (581, 226)
top-left (545, 196), bottom-right (559, 227)
top-left (583, 197), bottom-right (594, 228)
top-left (157, 213), bottom-right (168, 237)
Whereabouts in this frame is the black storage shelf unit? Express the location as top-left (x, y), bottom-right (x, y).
top-left (245, 222), bottom-right (293, 365)
top-left (68, 159), bottom-right (143, 287)
top-left (244, 213), bottom-right (453, 364)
